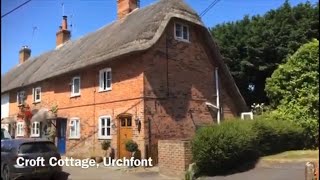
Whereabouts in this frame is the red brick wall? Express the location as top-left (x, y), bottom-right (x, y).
top-left (143, 19), bottom-right (240, 161)
top-left (8, 54), bottom-right (146, 158)
top-left (158, 140), bottom-right (192, 178)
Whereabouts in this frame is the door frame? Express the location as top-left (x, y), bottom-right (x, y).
top-left (117, 113), bottom-right (133, 159)
top-left (56, 118), bottom-right (67, 155)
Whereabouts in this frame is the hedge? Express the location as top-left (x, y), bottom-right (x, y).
top-left (191, 117), bottom-right (305, 175)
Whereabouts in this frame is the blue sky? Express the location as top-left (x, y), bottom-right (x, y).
top-left (1, 0), bottom-right (317, 74)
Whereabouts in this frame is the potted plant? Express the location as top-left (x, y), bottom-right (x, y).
top-left (125, 140), bottom-right (139, 163)
top-left (101, 140), bottom-right (111, 157)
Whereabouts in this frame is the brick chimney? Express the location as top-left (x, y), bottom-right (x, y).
top-left (19, 46), bottom-right (31, 64)
top-left (117, 0), bottom-right (138, 19)
top-left (56, 15), bottom-right (71, 47)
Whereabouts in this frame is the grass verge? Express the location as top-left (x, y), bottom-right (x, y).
top-left (260, 150), bottom-right (319, 163)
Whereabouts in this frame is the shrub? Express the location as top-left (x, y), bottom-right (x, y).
top-left (253, 115), bottom-right (305, 155)
top-left (265, 111), bottom-right (318, 149)
top-left (192, 116), bottom-right (306, 175)
top-left (192, 120), bottom-right (259, 175)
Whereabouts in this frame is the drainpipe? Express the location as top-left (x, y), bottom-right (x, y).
top-left (215, 68), bottom-right (220, 124)
top-left (205, 68), bottom-right (221, 124)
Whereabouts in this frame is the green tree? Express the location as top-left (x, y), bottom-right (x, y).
top-left (265, 39), bottom-right (319, 148)
top-left (210, 1), bottom-right (319, 106)
top-left (265, 39), bottom-right (319, 119)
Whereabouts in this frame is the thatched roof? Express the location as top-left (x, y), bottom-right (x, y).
top-left (1, 0), bottom-right (247, 111)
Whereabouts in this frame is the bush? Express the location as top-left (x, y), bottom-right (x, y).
top-left (253, 116), bottom-right (304, 155)
top-left (192, 120), bottom-right (259, 175)
top-left (265, 111), bottom-right (318, 149)
top-left (192, 116), bottom-right (306, 175)
top-left (298, 118), bottom-right (319, 149)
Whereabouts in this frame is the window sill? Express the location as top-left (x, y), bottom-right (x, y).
top-left (30, 135), bottom-right (40, 138)
top-left (69, 137), bottom-right (80, 140)
top-left (33, 101), bottom-right (41, 104)
top-left (174, 37), bottom-right (190, 43)
top-left (98, 137), bottom-right (111, 140)
top-left (70, 94), bottom-right (81, 98)
top-left (98, 89), bottom-right (112, 93)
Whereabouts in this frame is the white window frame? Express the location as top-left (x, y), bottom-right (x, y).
top-left (31, 121), bottom-right (40, 137)
top-left (69, 118), bottom-right (80, 139)
top-left (17, 91), bottom-right (26, 105)
top-left (33, 87), bottom-right (41, 103)
top-left (16, 122), bottom-right (24, 137)
top-left (99, 68), bottom-right (112, 92)
top-left (98, 116), bottom-right (112, 139)
top-left (71, 76), bottom-right (81, 97)
top-left (174, 22), bottom-right (190, 42)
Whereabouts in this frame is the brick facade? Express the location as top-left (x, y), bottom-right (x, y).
top-left (6, 19), bottom-right (242, 161)
top-left (143, 19), bottom-right (239, 161)
top-left (158, 140), bottom-right (192, 178)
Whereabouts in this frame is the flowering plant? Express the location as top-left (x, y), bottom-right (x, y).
top-left (251, 103), bottom-right (265, 115)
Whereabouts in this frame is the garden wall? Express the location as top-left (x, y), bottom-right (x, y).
top-left (158, 140), bottom-right (192, 178)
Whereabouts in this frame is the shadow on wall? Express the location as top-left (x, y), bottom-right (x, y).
top-left (143, 24), bottom-right (236, 131)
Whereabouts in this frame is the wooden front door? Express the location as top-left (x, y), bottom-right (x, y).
top-left (118, 116), bottom-right (133, 159)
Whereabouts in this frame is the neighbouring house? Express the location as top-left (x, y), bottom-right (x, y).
top-left (1, 0), bottom-right (247, 162)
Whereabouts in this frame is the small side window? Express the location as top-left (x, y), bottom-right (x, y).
top-left (175, 23), bottom-right (189, 42)
top-left (16, 122), bottom-right (25, 137)
top-left (33, 87), bottom-right (41, 103)
top-left (71, 76), bottom-right (81, 97)
top-left (69, 118), bottom-right (80, 139)
top-left (17, 91), bottom-right (26, 105)
top-left (30, 122), bottom-right (41, 137)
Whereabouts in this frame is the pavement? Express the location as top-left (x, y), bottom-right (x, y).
top-left (55, 161), bottom-right (307, 180)
top-left (197, 162), bottom-right (306, 180)
top-left (60, 165), bottom-right (176, 180)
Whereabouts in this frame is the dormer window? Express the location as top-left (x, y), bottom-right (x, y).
top-left (175, 23), bottom-right (189, 42)
top-left (17, 91), bottom-right (26, 105)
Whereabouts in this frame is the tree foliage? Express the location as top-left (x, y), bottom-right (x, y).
top-left (265, 39), bottom-right (319, 118)
top-left (265, 39), bottom-right (319, 148)
top-left (210, 1), bottom-right (319, 105)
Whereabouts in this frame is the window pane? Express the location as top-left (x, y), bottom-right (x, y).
top-left (100, 72), bottom-right (104, 89)
top-left (183, 26), bottom-right (188, 40)
top-left (74, 79), bottom-right (80, 93)
top-left (107, 71), bottom-right (111, 80)
top-left (107, 80), bottom-right (111, 88)
top-left (101, 127), bottom-right (105, 136)
top-left (127, 118), bottom-right (132, 127)
top-left (176, 24), bottom-right (182, 38)
top-left (107, 128), bottom-right (110, 136)
top-left (107, 118), bottom-right (110, 126)
top-left (101, 119), bottom-right (105, 126)
top-left (121, 119), bottom-right (126, 127)
top-left (103, 72), bottom-right (107, 90)
top-left (76, 120), bottom-right (80, 136)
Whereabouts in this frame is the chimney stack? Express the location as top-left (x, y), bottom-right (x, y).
top-left (117, 0), bottom-right (138, 19)
top-left (56, 15), bottom-right (71, 47)
top-left (19, 46), bottom-right (31, 64)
